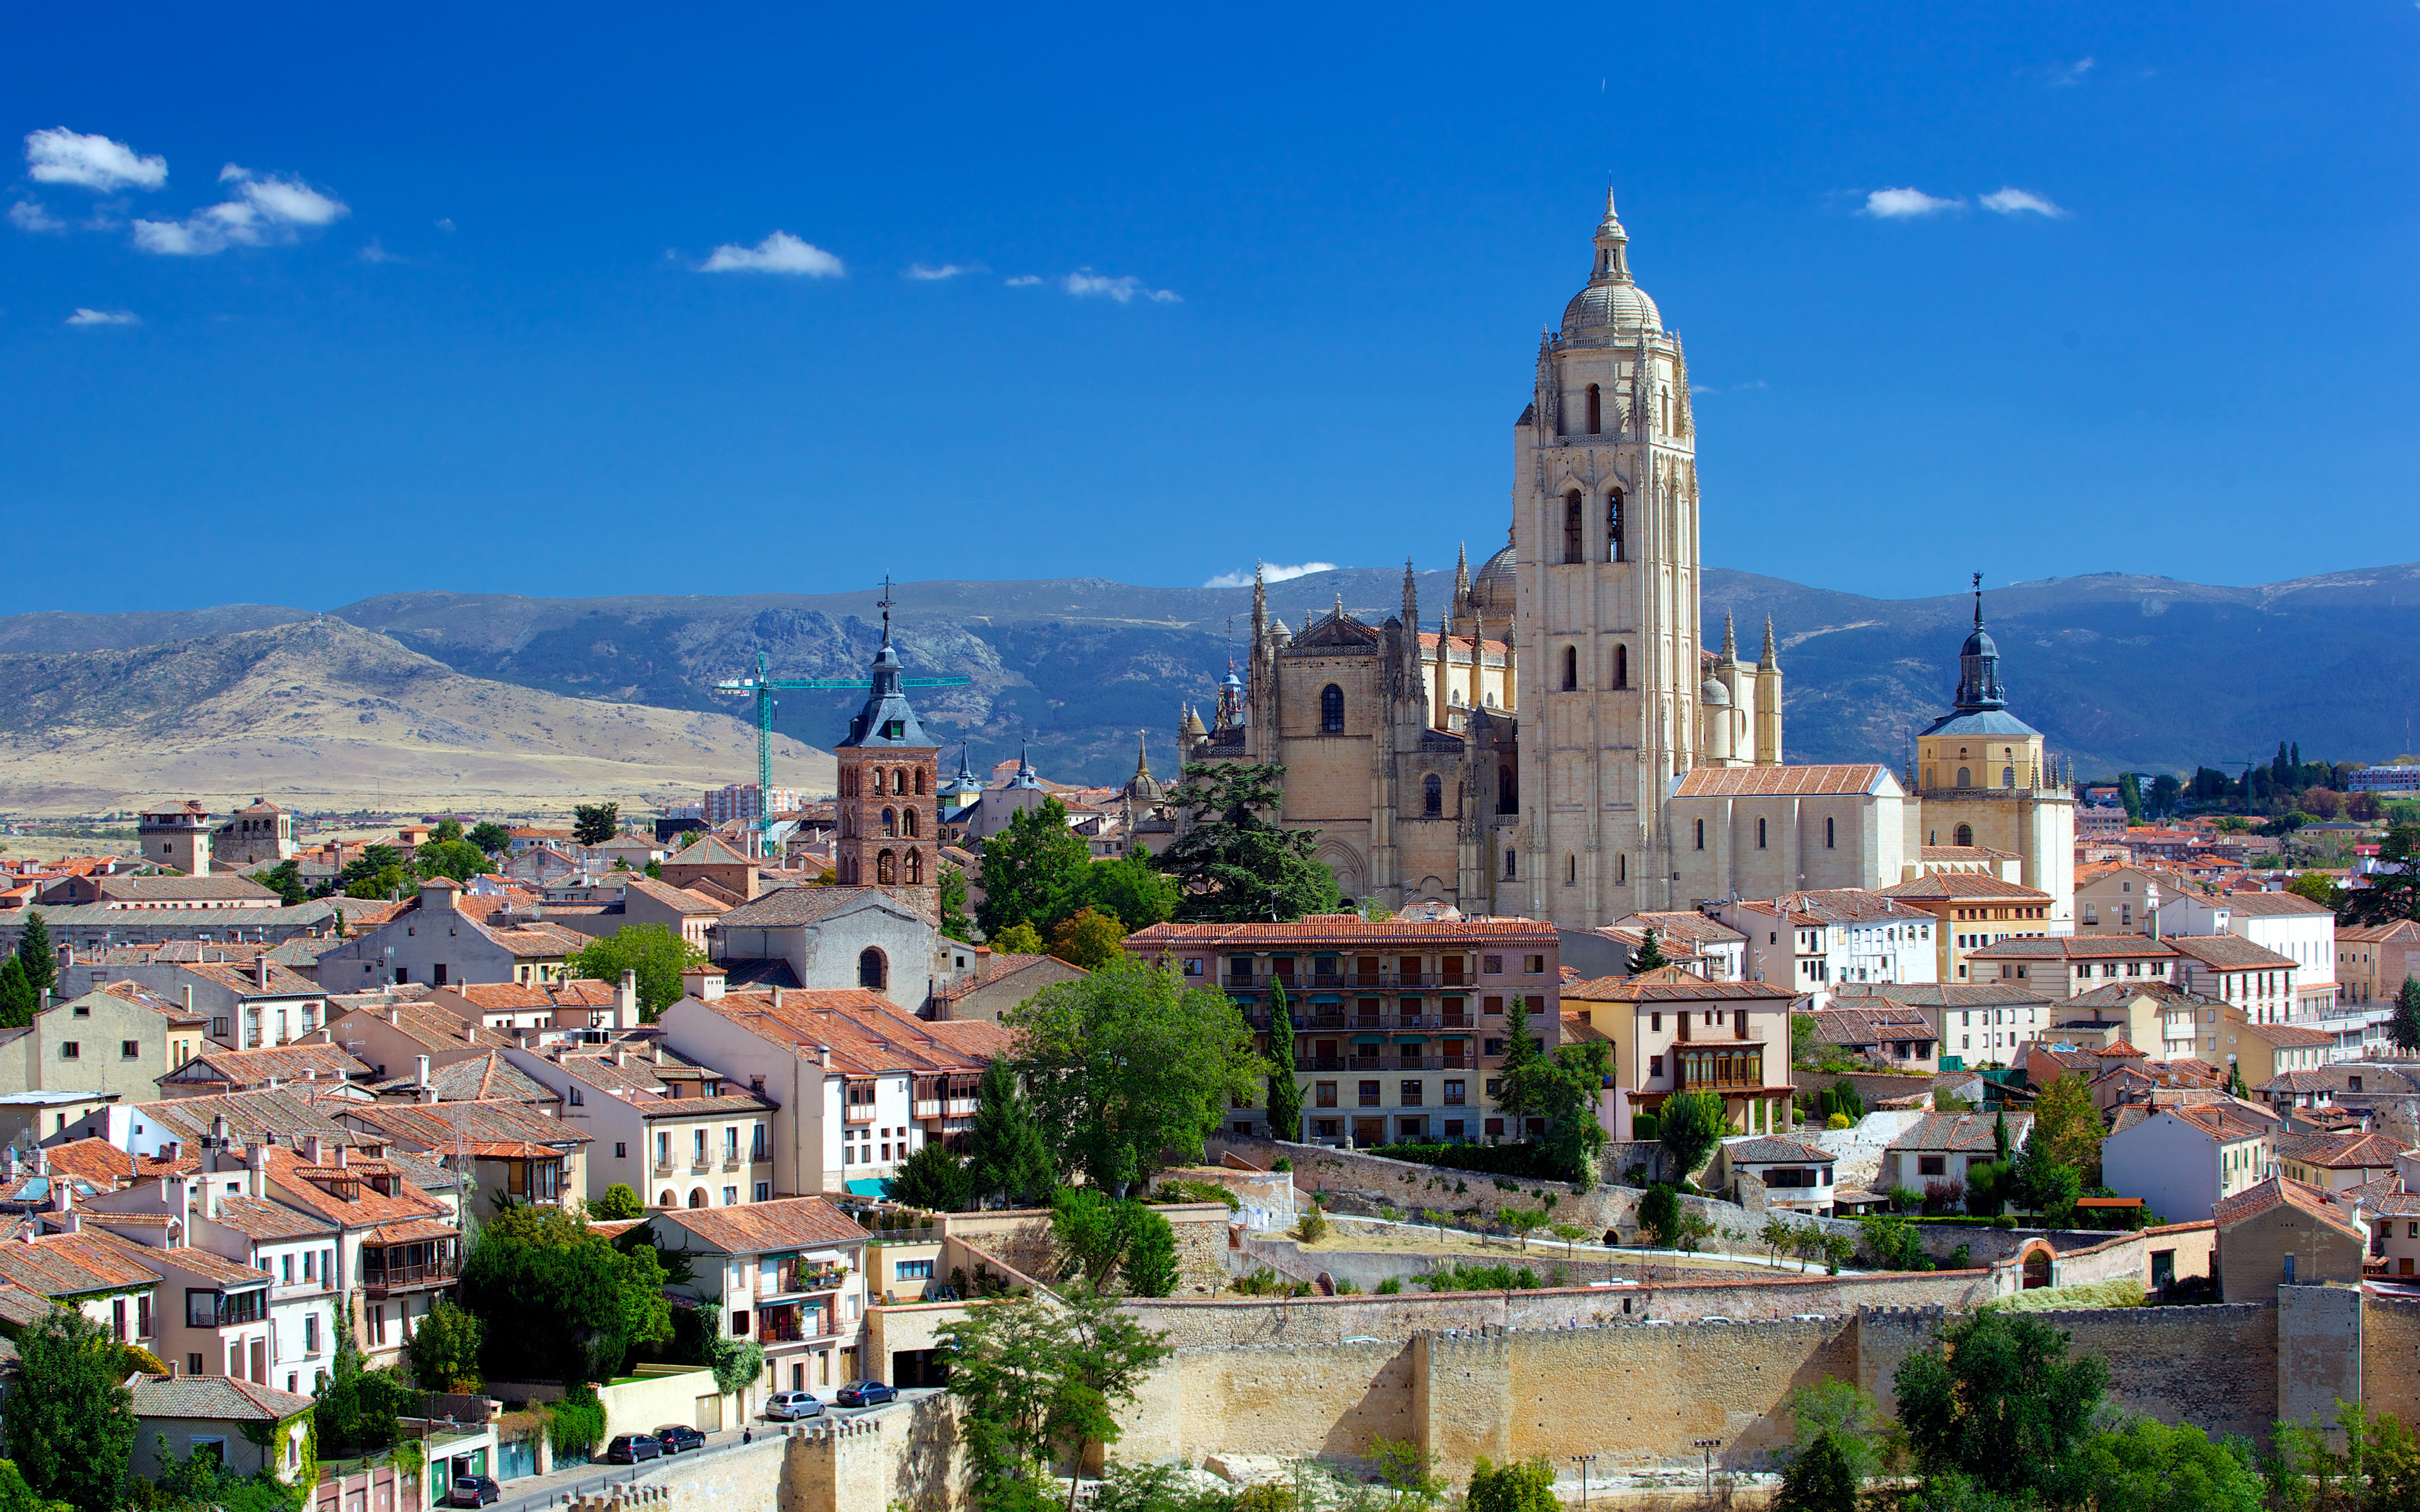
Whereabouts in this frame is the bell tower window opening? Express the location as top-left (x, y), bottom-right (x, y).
top-left (1562, 646), bottom-right (1579, 690)
top-left (1564, 491), bottom-right (1585, 564)
top-left (914, 769), bottom-right (928, 796)
top-left (901, 808), bottom-right (918, 838)
top-left (1320, 684), bottom-right (1345, 733)
top-left (877, 850), bottom-right (897, 886)
top-left (1586, 384), bottom-right (1601, 435)
top-left (1612, 644), bottom-right (1628, 689)
top-left (880, 807), bottom-right (896, 838)
top-left (1422, 774), bottom-right (1443, 817)
top-left (906, 849), bottom-right (922, 885)
top-left (2002, 766), bottom-right (2016, 789)
top-left (1607, 489), bottom-right (1625, 563)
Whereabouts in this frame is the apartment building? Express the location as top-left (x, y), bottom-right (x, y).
top-left (0, 982), bottom-right (210, 1104)
top-left (2104, 1100), bottom-right (2279, 1223)
top-left (2339, 921), bottom-right (2420, 1011)
top-left (500, 1037), bottom-right (776, 1210)
top-left (1879, 1111), bottom-right (2036, 1197)
top-left (2167, 934), bottom-right (2300, 1026)
top-left (642, 1196), bottom-right (869, 1410)
top-left (1964, 935), bottom-right (2182, 998)
top-left (2072, 865), bottom-right (2174, 934)
top-left (1126, 917), bottom-right (1560, 1147)
top-left (1707, 889), bottom-right (1937, 1005)
top-left (1827, 982), bottom-right (2054, 1070)
top-left (1875, 871), bottom-right (2063, 983)
top-left (1560, 967), bottom-right (1795, 1142)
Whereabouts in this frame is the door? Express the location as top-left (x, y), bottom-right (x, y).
top-left (695, 1394), bottom-right (722, 1432)
top-left (1352, 1117), bottom-right (1385, 1147)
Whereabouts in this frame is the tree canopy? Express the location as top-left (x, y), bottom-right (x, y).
top-left (15, 913), bottom-right (56, 1000)
top-left (568, 924), bottom-right (705, 1018)
top-left (9, 1309), bottom-right (136, 1512)
top-left (2393, 976), bottom-right (2420, 1055)
top-left (1657, 1089), bottom-right (1728, 1183)
top-left (964, 1058), bottom-right (1057, 1210)
top-left (2027, 1074), bottom-right (2102, 1186)
top-left (1893, 1310), bottom-right (2109, 1504)
top-left (1626, 929), bottom-right (1669, 974)
top-left (1005, 956), bottom-right (1262, 1193)
top-left (456, 1204), bottom-right (673, 1385)
top-left (0, 960), bottom-right (35, 1031)
top-left (1048, 907), bottom-right (1128, 970)
top-left (572, 804), bottom-right (620, 846)
top-left (889, 1140), bottom-right (974, 1212)
top-left (977, 798), bottom-right (1097, 939)
top-left (2344, 825), bottom-right (2420, 926)
top-left (467, 821), bottom-right (514, 856)
top-left (1151, 762), bottom-right (1340, 922)
top-left (936, 1288), bottom-right (1172, 1512)
top-left (1263, 981), bottom-right (1303, 1143)
top-left (403, 1298), bottom-right (485, 1392)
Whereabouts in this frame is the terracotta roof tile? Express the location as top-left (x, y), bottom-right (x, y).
top-left (1560, 967), bottom-right (1793, 1005)
top-left (159, 1044), bottom-right (373, 1092)
top-left (647, 1195), bottom-right (865, 1255)
top-left (130, 1374), bottom-right (316, 1421)
top-left (2168, 934), bottom-right (2300, 971)
top-left (1127, 917), bottom-right (1557, 947)
top-left (2211, 1174), bottom-right (2365, 1239)
top-left (1668, 764), bottom-right (1894, 798)
top-left (1877, 873), bottom-right (2056, 903)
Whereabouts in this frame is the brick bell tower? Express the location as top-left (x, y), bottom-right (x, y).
top-left (833, 587), bottom-right (941, 900)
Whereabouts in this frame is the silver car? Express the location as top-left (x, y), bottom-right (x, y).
top-left (764, 1390), bottom-right (826, 1421)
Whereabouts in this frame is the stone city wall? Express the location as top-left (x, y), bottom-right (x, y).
top-left (935, 1203), bottom-right (1231, 1296)
top-left (2361, 1293), bottom-right (2420, 1426)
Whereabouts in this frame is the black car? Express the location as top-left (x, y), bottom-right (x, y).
top-left (835, 1380), bottom-right (897, 1407)
top-left (654, 1425), bottom-right (707, 1455)
top-left (602, 1434), bottom-right (663, 1465)
top-left (448, 1477), bottom-right (500, 1508)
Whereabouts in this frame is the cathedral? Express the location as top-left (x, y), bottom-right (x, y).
top-left (1182, 192), bottom-right (2071, 929)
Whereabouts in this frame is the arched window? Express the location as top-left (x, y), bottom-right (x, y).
top-left (1757, 817), bottom-right (1768, 850)
top-left (1826, 816), bottom-right (1836, 849)
top-left (1562, 646), bottom-right (1579, 690)
top-left (906, 848), bottom-right (923, 885)
top-left (659, 1189), bottom-right (676, 1207)
top-left (859, 948), bottom-right (887, 990)
top-left (1612, 644), bottom-right (1628, 689)
top-left (1586, 383), bottom-right (1602, 435)
top-left (1504, 849), bottom-right (1518, 879)
top-left (1320, 684), bottom-right (1345, 733)
top-left (1422, 774), bottom-right (1443, 816)
top-left (1924, 766), bottom-right (1935, 789)
top-left (915, 768), bottom-right (928, 795)
top-left (841, 808), bottom-right (855, 838)
top-left (901, 808), bottom-right (918, 837)
top-left (1694, 818), bottom-right (1705, 851)
top-left (1607, 488), bottom-right (1625, 563)
top-left (2002, 767), bottom-right (2016, 789)
top-left (876, 849), bottom-right (896, 886)
top-left (1954, 823), bottom-right (1974, 848)
top-left (881, 807), bottom-right (897, 838)
top-left (1497, 765), bottom-right (1518, 815)
top-left (1956, 767), bottom-right (1972, 788)
top-left (893, 769), bottom-right (908, 795)
top-left (689, 1189), bottom-right (708, 1208)
top-left (1564, 490), bottom-right (1585, 564)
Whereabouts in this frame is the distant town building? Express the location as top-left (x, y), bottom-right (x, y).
top-left (2348, 764), bottom-right (2420, 793)
top-left (704, 784), bottom-right (803, 826)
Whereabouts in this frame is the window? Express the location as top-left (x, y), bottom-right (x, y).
top-left (1757, 818), bottom-right (1767, 850)
top-left (1315, 1082), bottom-right (1337, 1108)
top-left (1357, 1080), bottom-right (1381, 1107)
top-left (858, 948), bottom-right (887, 990)
top-left (1606, 488), bottom-right (1625, 563)
top-left (2002, 766), bottom-right (2016, 789)
top-left (1400, 1080), bottom-right (1424, 1105)
top-left (1525, 954), bottom-right (1545, 974)
top-left (1320, 684), bottom-right (1345, 733)
top-left (896, 1259), bottom-right (935, 1281)
top-left (59, 1042), bottom-right (79, 1060)
top-left (756, 1181), bottom-right (772, 1202)
top-left (1567, 854), bottom-right (1577, 884)
top-left (1497, 763), bottom-right (1518, 814)
top-left (1585, 382), bottom-right (1601, 435)
top-left (1612, 643), bottom-right (1628, 689)
top-left (1649, 1054), bottom-right (1663, 1078)
top-left (120, 1040), bottom-right (139, 1060)
top-left (305, 1312), bottom-right (320, 1354)
top-left (1443, 1080), bottom-right (1465, 1105)
top-left (723, 1186), bottom-right (738, 1205)
top-left (1954, 823), bottom-right (1973, 847)
top-left (1918, 1155), bottom-right (1947, 1177)
top-left (1562, 646), bottom-right (1579, 690)
top-left (1504, 848), bottom-right (1518, 879)
top-left (1824, 817), bottom-right (1835, 849)
top-left (1956, 767), bottom-right (1971, 789)
top-left (1482, 955), bottom-right (1502, 974)
top-left (1422, 773), bottom-right (1442, 816)
top-left (1694, 818), bottom-right (1705, 850)
top-left (901, 808), bottom-right (917, 837)
top-left (1563, 490), bottom-right (1585, 563)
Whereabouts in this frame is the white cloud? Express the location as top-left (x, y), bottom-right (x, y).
top-left (698, 231), bottom-right (844, 276)
top-left (130, 166), bottom-right (350, 256)
top-left (9, 200), bottom-right (64, 232)
top-left (64, 307), bottom-right (138, 326)
top-left (1203, 561), bottom-right (1337, 588)
top-left (1981, 186), bottom-right (2069, 217)
top-left (25, 128), bottom-right (166, 192)
top-left (1690, 379), bottom-right (1766, 396)
top-left (1065, 269), bottom-right (1179, 303)
top-left (1861, 187), bottom-right (1961, 219)
top-left (904, 262), bottom-right (980, 280)
top-left (1003, 274), bottom-right (1042, 286)
top-left (2050, 57), bottom-right (2095, 87)
top-left (358, 239), bottom-right (405, 264)
top-left (435, 217), bottom-right (456, 232)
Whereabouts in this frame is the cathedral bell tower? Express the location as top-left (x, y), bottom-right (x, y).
top-left (1514, 190), bottom-right (1701, 924)
top-left (833, 593), bottom-right (940, 898)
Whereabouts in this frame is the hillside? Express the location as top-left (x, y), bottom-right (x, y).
top-left (0, 619), bottom-right (832, 816)
top-left (1, 560), bottom-right (2413, 803)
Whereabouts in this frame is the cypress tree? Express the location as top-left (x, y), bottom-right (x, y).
top-left (2392, 977), bottom-right (2420, 1055)
top-left (15, 912), bottom-right (55, 1000)
top-left (1263, 980), bottom-right (1303, 1142)
top-left (1627, 928), bottom-right (1670, 974)
top-left (1496, 997), bottom-right (1543, 1130)
top-left (0, 959), bottom-right (34, 1030)
top-left (964, 1059), bottom-right (1056, 1209)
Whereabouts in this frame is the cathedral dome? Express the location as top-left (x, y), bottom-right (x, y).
top-left (1700, 676), bottom-right (1731, 707)
top-left (1468, 544), bottom-right (1518, 613)
top-left (1560, 280), bottom-right (1661, 338)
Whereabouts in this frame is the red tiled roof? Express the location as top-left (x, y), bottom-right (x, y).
top-left (2211, 1174), bottom-right (2365, 1239)
top-left (1560, 966), bottom-right (1794, 1004)
top-left (1877, 873), bottom-right (2055, 903)
top-left (1966, 936), bottom-right (2181, 961)
top-left (1127, 917), bottom-right (1556, 946)
top-left (647, 1195), bottom-right (865, 1255)
top-left (1669, 764), bottom-right (1894, 798)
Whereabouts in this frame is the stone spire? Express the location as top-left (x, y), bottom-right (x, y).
top-left (1250, 561), bottom-right (1267, 644)
top-left (1717, 610), bottom-right (1738, 668)
top-left (1453, 543), bottom-right (1472, 617)
top-left (1400, 558), bottom-right (1419, 632)
top-left (1132, 729), bottom-right (1152, 784)
top-left (1593, 186), bottom-right (1632, 284)
top-left (1759, 615), bottom-right (1779, 672)
top-left (1954, 573), bottom-right (2007, 712)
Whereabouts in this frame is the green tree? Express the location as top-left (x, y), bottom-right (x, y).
top-left (2344, 825), bottom-right (2420, 926)
top-left (964, 1059), bottom-right (1057, 1210)
top-left (938, 863), bottom-right (976, 942)
top-left (431, 817), bottom-right (464, 843)
top-left (338, 844), bottom-right (410, 900)
top-left (1499, 1029), bottom-right (1613, 1182)
top-left (1783, 1379), bottom-right (1886, 1486)
top-left (255, 860), bottom-right (307, 907)
top-left (0, 1458), bottom-right (69, 1512)
top-left (9, 1309), bottom-right (136, 1512)
top-left (2286, 869), bottom-right (2344, 911)
top-left (2013, 1125), bottom-right (2083, 1223)
top-left (1081, 854), bottom-right (1179, 934)
top-left (2393, 976), bottom-right (2420, 1055)
top-left (1263, 981), bottom-right (1303, 1143)
top-left (1153, 762), bottom-right (1340, 923)
top-left (1047, 906), bottom-right (1128, 970)
top-left (1963, 1159), bottom-right (2014, 1218)
top-left (13, 912), bottom-right (54, 1002)
top-left (467, 821), bottom-right (514, 856)
top-left (456, 1203), bottom-right (673, 1385)
top-left (403, 1298), bottom-right (485, 1392)
top-left (1772, 1431), bottom-right (1860, 1512)
top-left (706, 1337), bottom-right (767, 1398)
top-left (977, 796), bottom-right (1096, 939)
top-left (572, 804), bottom-right (620, 846)
top-left (989, 920), bottom-right (1047, 955)
top-left (2073, 1414), bottom-right (2262, 1512)
top-left (414, 838), bottom-right (492, 883)
top-left (1465, 1456), bottom-right (1559, 1512)
top-left (1626, 928), bottom-right (1669, 974)
top-left (1051, 1187), bottom-right (1137, 1285)
top-left (568, 924), bottom-right (705, 1019)
top-left (1893, 1309), bottom-right (2109, 1504)
top-left (1492, 997), bottom-right (1543, 1125)
top-left (2146, 772), bottom-right (2182, 819)
top-left (314, 1332), bottom-right (416, 1456)
top-left (2028, 1073), bottom-right (2102, 1186)
top-left (1637, 1184), bottom-right (1682, 1248)
top-left (2118, 772), bottom-right (2143, 823)
top-left (936, 1288), bottom-right (1172, 1511)
top-left (1006, 957), bottom-right (1262, 1193)
top-left (1657, 1089), bottom-right (1727, 1184)
top-left (890, 1141), bottom-right (974, 1212)
top-left (585, 1183), bottom-right (643, 1220)
top-left (0, 960), bottom-right (35, 1029)
top-left (1121, 1206), bottom-right (1180, 1297)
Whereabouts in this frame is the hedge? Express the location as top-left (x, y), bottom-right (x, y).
top-left (1364, 1142), bottom-right (1565, 1181)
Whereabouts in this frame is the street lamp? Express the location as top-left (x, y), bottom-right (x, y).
top-left (1692, 1439), bottom-right (1722, 1498)
top-left (1568, 1453), bottom-right (1599, 1509)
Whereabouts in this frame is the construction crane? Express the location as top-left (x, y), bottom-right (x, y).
top-left (709, 582), bottom-right (969, 836)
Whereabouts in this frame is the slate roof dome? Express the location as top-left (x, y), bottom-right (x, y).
top-left (1468, 543), bottom-right (1518, 614)
top-left (1561, 280), bottom-right (1661, 338)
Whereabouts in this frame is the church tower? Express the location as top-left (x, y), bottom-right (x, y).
top-left (1514, 192), bottom-right (1701, 922)
top-left (833, 599), bottom-right (940, 900)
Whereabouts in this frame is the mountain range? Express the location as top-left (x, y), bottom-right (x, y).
top-left (0, 561), bottom-right (2414, 815)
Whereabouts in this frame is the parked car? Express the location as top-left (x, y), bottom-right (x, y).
top-left (655, 1425), bottom-right (706, 1454)
top-left (835, 1381), bottom-right (897, 1407)
top-left (603, 1435), bottom-right (663, 1465)
top-left (449, 1477), bottom-right (500, 1508)
top-left (764, 1390), bottom-right (826, 1421)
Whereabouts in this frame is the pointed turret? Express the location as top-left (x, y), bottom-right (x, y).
top-left (1592, 186), bottom-right (1632, 284)
top-left (1759, 615), bottom-right (1779, 672)
top-left (1717, 610), bottom-right (1739, 669)
top-left (1400, 558), bottom-right (1419, 633)
top-left (1123, 730), bottom-right (1163, 805)
top-left (1753, 615), bottom-right (1784, 766)
top-left (1954, 574), bottom-right (2007, 711)
top-left (1453, 543), bottom-right (1472, 617)
top-left (1250, 561), bottom-right (1267, 644)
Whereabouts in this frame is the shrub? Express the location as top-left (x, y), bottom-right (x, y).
top-left (1370, 1142), bottom-right (1563, 1180)
top-left (1271, 1157), bottom-right (1292, 1172)
top-left (1466, 1455), bottom-right (1560, 1512)
top-left (1637, 1183), bottom-right (1683, 1248)
top-left (1858, 1215), bottom-right (1924, 1271)
top-left (548, 1391), bottom-right (606, 1458)
top-left (1424, 1262), bottom-right (1540, 1293)
top-left (1375, 1276), bottom-right (1402, 1295)
top-left (1293, 1207), bottom-right (1328, 1244)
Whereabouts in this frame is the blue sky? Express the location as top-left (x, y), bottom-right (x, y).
top-left (4, 3), bottom-right (2415, 613)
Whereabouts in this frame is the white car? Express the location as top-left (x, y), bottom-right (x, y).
top-left (764, 1390), bottom-right (826, 1421)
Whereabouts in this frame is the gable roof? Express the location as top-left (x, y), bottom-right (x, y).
top-left (1668, 764), bottom-right (1897, 798)
top-left (2213, 891), bottom-right (2335, 918)
top-left (930, 953), bottom-right (1075, 1007)
top-left (367, 1051), bottom-right (555, 1104)
top-left (1559, 966), bottom-right (1795, 1005)
top-left (1809, 1006), bottom-right (1935, 1047)
top-left (131, 1373), bottom-right (316, 1423)
top-left (1966, 936), bottom-right (2181, 962)
top-left (260, 1146), bottom-right (448, 1230)
top-left (1884, 1111), bottom-right (2033, 1155)
top-left (1730, 890), bottom-right (1932, 927)
top-left (206, 1194), bottom-right (338, 1242)
top-left (2211, 1174), bottom-right (2365, 1240)
top-left (1876, 873), bottom-right (2056, 904)
top-left (648, 1194), bottom-right (866, 1255)
top-left (338, 1098), bottom-right (592, 1152)
top-left (1829, 982), bottom-right (2054, 1010)
top-left (2274, 1130), bottom-right (2404, 1170)
top-left (41, 1139), bottom-right (197, 1190)
top-left (2230, 1020), bottom-right (2335, 1049)
top-left (2167, 934), bottom-right (2300, 971)
top-left (1724, 1137), bottom-right (1832, 1165)
top-left (622, 875), bottom-right (730, 916)
top-left (688, 991), bottom-right (1011, 1076)
top-left (158, 1043), bottom-right (374, 1094)
top-left (665, 835), bottom-right (753, 868)
top-left (1606, 912), bottom-right (1748, 948)
top-left (717, 885), bottom-right (933, 930)
top-left (135, 1089), bottom-right (356, 1150)
top-left (0, 1228), bottom-right (165, 1298)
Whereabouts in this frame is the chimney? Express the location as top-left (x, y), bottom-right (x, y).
top-left (389, 1008), bottom-right (401, 1027)
top-left (183, 985), bottom-right (195, 1016)
top-left (681, 966), bottom-right (726, 1003)
top-left (333, 1145), bottom-right (347, 1169)
top-left (35, 988), bottom-right (48, 1014)
top-left (614, 1049), bottom-right (628, 1069)
top-left (817, 1044), bottom-right (832, 1072)
top-left (773, 986), bottom-right (785, 1010)
top-left (210, 1114), bottom-right (229, 1149)
top-left (415, 1055), bottom-right (431, 1090)
top-left (302, 1135), bottom-right (323, 1166)
top-left (617, 970), bottom-right (639, 1031)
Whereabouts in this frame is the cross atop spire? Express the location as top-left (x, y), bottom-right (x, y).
top-left (876, 574), bottom-right (896, 646)
top-left (1972, 571), bottom-right (1985, 627)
